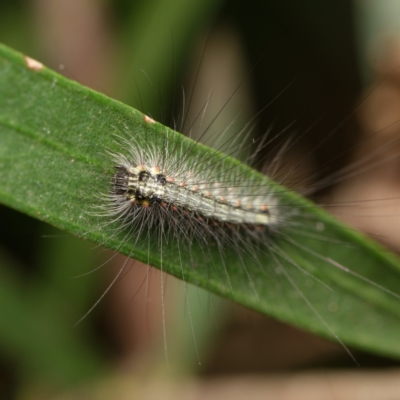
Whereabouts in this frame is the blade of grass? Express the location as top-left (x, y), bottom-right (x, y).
top-left (1, 42), bottom-right (400, 360)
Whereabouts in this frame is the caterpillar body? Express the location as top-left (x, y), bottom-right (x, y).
top-left (108, 134), bottom-right (280, 249)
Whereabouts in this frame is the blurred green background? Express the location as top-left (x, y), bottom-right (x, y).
top-left (1, 0), bottom-right (400, 399)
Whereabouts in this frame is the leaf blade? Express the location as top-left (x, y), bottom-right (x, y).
top-left (1, 42), bottom-right (400, 360)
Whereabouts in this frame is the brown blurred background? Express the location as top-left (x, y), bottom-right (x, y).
top-left (1, 0), bottom-right (400, 399)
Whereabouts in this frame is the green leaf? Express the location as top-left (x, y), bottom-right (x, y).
top-left (1, 42), bottom-right (400, 361)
